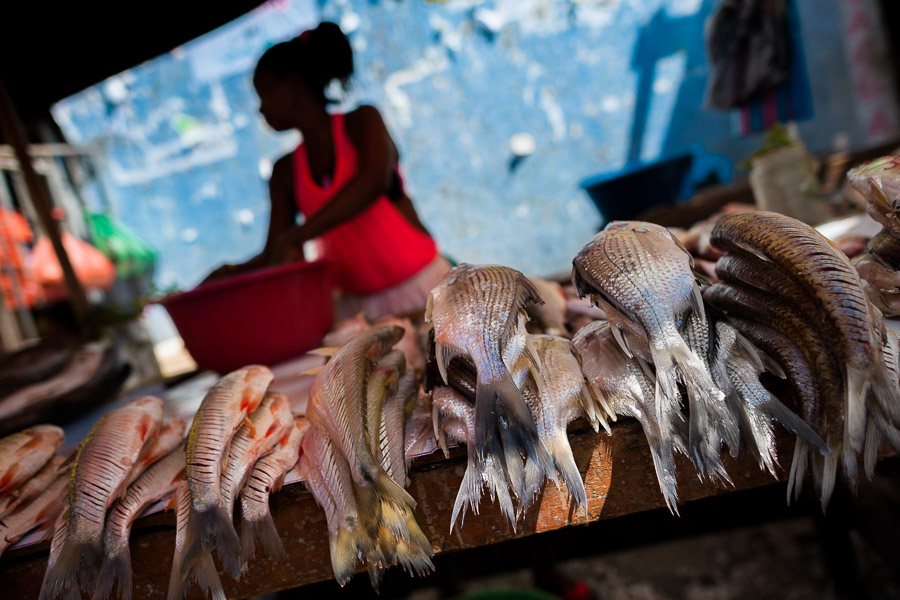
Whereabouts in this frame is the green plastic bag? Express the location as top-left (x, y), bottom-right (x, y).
top-left (85, 212), bottom-right (157, 279)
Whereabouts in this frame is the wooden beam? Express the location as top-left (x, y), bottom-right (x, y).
top-left (0, 76), bottom-right (91, 331)
top-left (0, 420), bottom-right (810, 599)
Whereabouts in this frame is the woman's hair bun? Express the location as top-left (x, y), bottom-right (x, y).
top-left (256, 21), bottom-right (354, 102)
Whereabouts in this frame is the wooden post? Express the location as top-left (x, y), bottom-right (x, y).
top-left (0, 75), bottom-right (91, 331)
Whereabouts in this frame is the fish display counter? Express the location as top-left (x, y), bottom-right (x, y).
top-left (1, 158), bottom-right (900, 599)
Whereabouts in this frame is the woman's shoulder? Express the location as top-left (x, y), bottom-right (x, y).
top-left (344, 105), bottom-right (388, 133)
top-left (270, 153), bottom-right (294, 188)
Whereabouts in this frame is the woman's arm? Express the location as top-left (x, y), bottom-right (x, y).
top-left (202, 155), bottom-right (298, 283)
top-left (274, 106), bottom-right (396, 256)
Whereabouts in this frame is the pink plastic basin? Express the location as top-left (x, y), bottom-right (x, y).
top-left (160, 260), bottom-right (334, 373)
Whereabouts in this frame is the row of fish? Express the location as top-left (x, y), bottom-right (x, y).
top-left (423, 209), bottom-right (900, 530)
top-left (300, 325), bottom-right (433, 589)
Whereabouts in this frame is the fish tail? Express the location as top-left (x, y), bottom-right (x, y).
top-left (870, 359), bottom-right (900, 425)
top-left (759, 396), bottom-right (829, 455)
top-left (93, 544), bottom-right (132, 600)
top-left (329, 528), bottom-right (360, 586)
top-left (394, 510), bottom-right (435, 578)
top-left (818, 436), bottom-right (840, 512)
top-left (868, 400), bottom-right (900, 455)
top-left (544, 431), bottom-right (587, 517)
top-left (239, 512), bottom-right (285, 573)
top-left (40, 538), bottom-right (103, 600)
top-left (367, 561), bottom-right (384, 592)
top-left (476, 371), bottom-right (554, 480)
top-left (182, 505), bottom-right (239, 579)
top-left (174, 551), bottom-right (224, 600)
top-left (521, 451), bottom-right (546, 514)
top-left (864, 417), bottom-right (880, 480)
top-left (483, 431), bottom-right (517, 528)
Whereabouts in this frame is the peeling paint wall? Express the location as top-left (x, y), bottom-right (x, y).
top-left (52, 0), bottom-right (888, 289)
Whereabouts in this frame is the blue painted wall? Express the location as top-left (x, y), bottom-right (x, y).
top-left (53, 0), bottom-right (869, 290)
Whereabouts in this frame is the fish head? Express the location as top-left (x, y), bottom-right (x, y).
top-left (848, 155), bottom-right (900, 212)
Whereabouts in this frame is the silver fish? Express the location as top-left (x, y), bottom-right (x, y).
top-left (0, 454), bottom-right (68, 520)
top-left (426, 264), bottom-right (553, 524)
top-left (572, 221), bottom-right (726, 457)
top-left (167, 483), bottom-right (224, 600)
top-left (0, 424), bottom-right (64, 499)
top-left (0, 472), bottom-right (67, 557)
top-left (572, 321), bottom-right (681, 513)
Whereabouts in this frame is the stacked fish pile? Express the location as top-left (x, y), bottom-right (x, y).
top-left (848, 156), bottom-right (900, 316)
top-left (38, 397), bottom-right (185, 600)
top-left (704, 210), bottom-right (900, 507)
top-left (298, 325), bottom-right (433, 589)
top-left (570, 221), bottom-right (825, 510)
top-left (168, 366), bottom-right (306, 600)
top-left (0, 425), bottom-right (67, 558)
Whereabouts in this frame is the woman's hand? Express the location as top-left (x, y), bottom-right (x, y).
top-left (273, 226), bottom-right (307, 264)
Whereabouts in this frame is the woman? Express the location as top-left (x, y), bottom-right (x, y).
top-left (206, 22), bottom-right (448, 320)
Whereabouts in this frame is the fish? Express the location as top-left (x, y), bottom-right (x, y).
top-left (572, 221), bottom-right (725, 456)
top-left (0, 424), bottom-right (64, 498)
top-left (866, 230), bottom-right (900, 270)
top-left (426, 263), bottom-right (553, 523)
top-left (373, 316), bottom-right (425, 374)
top-left (853, 252), bottom-right (900, 317)
top-left (431, 385), bottom-right (515, 529)
top-left (94, 446), bottom-right (186, 600)
top-left (0, 454), bottom-right (68, 520)
top-left (239, 417), bottom-right (306, 571)
top-left (39, 396), bottom-right (163, 600)
top-left (710, 211), bottom-right (899, 467)
top-left (167, 483), bottom-right (224, 600)
top-left (0, 342), bottom-right (107, 422)
top-left (306, 325), bottom-right (432, 586)
top-left (847, 155), bottom-right (900, 238)
top-left (0, 472), bottom-right (67, 558)
top-left (377, 368), bottom-right (415, 488)
top-left (182, 365), bottom-right (273, 574)
top-left (323, 313), bottom-right (371, 348)
top-left (710, 321), bottom-right (827, 478)
top-left (516, 335), bottom-right (590, 515)
top-left (298, 425), bottom-right (365, 586)
top-left (125, 417), bottom-right (186, 489)
top-left (526, 277), bottom-right (569, 336)
top-left (679, 310), bottom-right (739, 482)
top-left (403, 390), bottom-right (436, 462)
top-left (572, 320), bottom-right (680, 512)
top-left (366, 350), bottom-right (405, 469)
top-left (218, 393), bottom-right (293, 577)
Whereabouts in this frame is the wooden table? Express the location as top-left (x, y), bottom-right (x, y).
top-left (0, 417), bottom-right (809, 599)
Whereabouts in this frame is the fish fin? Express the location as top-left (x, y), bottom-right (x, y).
top-left (498, 423), bottom-right (526, 502)
top-left (521, 449), bottom-right (546, 515)
top-left (869, 360), bottom-right (900, 429)
top-left (524, 332), bottom-right (544, 375)
top-left (243, 416), bottom-right (257, 438)
top-left (175, 551), bottom-right (225, 600)
top-left (787, 440), bottom-right (809, 504)
top-left (610, 323), bottom-right (633, 359)
top-left (301, 365), bottom-right (326, 376)
top-left (845, 366), bottom-right (870, 456)
top-left (93, 544), bottom-right (133, 600)
top-left (308, 346), bottom-right (339, 357)
top-left (545, 432), bottom-right (588, 518)
top-left (689, 284), bottom-right (707, 327)
top-left (239, 512), bottom-right (285, 573)
top-left (40, 538), bottom-right (103, 600)
top-left (868, 400), bottom-right (900, 455)
top-left (819, 437), bottom-right (840, 512)
top-left (435, 342), bottom-right (464, 386)
top-left (182, 505), bottom-right (240, 576)
top-left (481, 433), bottom-right (517, 529)
top-left (760, 396), bottom-right (828, 454)
top-left (475, 371), bottom-right (553, 484)
top-left (864, 417), bottom-right (880, 480)
top-left (450, 450), bottom-right (482, 533)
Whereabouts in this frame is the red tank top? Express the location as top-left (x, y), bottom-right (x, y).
top-left (292, 113), bottom-right (438, 295)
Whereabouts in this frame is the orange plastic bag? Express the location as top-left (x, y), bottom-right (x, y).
top-left (29, 232), bottom-right (116, 302)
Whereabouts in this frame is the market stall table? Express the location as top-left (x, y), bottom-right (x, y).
top-left (0, 417), bottom-right (830, 599)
